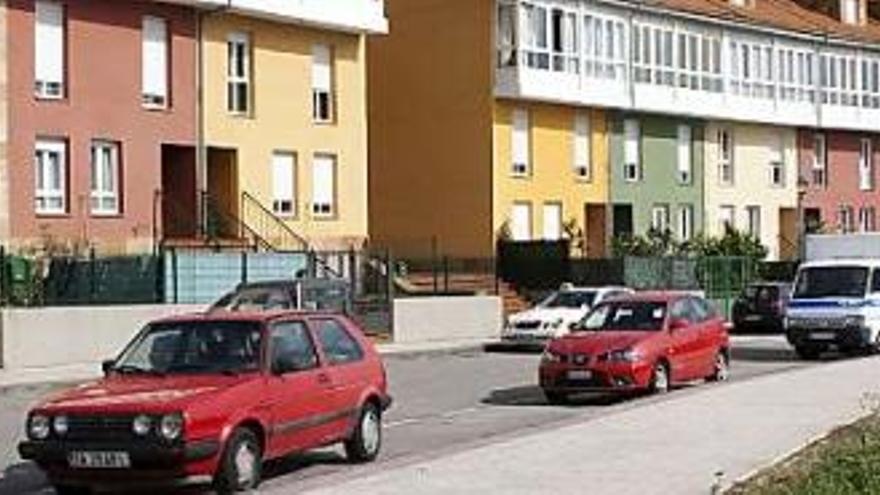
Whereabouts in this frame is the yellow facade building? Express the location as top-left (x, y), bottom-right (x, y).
top-left (200, 5), bottom-right (385, 251)
top-left (369, 0), bottom-right (609, 259)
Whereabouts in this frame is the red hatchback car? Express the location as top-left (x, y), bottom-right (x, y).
top-left (539, 292), bottom-right (730, 403)
top-left (18, 311), bottom-right (391, 495)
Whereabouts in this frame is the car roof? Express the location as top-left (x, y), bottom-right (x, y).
top-left (800, 259), bottom-right (880, 268)
top-left (605, 291), bottom-right (694, 303)
top-left (153, 309), bottom-right (341, 325)
top-left (234, 280), bottom-right (296, 289)
top-left (559, 286), bottom-right (629, 292)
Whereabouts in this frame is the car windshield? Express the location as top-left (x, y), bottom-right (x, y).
top-left (793, 267), bottom-right (868, 299)
top-left (113, 321), bottom-right (263, 375)
top-left (575, 301), bottom-right (667, 332)
top-left (541, 291), bottom-right (597, 309)
top-left (211, 286), bottom-right (296, 312)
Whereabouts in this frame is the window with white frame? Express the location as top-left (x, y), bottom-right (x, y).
top-left (312, 154), bottom-right (336, 218)
top-left (719, 205), bottom-right (735, 233)
top-left (34, 1), bottom-right (65, 99)
top-left (227, 32), bottom-right (251, 115)
top-left (142, 16), bottom-right (169, 108)
top-left (729, 40), bottom-right (775, 99)
top-left (573, 112), bottom-right (591, 180)
top-left (812, 133), bottom-right (827, 187)
top-left (35, 139), bottom-right (67, 214)
top-left (497, 2), bottom-right (518, 68)
top-left (512, 108), bottom-right (530, 176)
top-left (746, 205), bottom-right (761, 238)
top-left (632, 23), bottom-right (721, 92)
top-left (511, 202), bottom-right (532, 241)
top-left (777, 46), bottom-right (815, 103)
top-left (677, 204), bottom-right (693, 241)
top-left (841, 0), bottom-right (861, 25)
top-left (623, 119), bottom-right (640, 182)
top-left (542, 202), bottom-right (562, 240)
top-left (651, 204), bottom-right (669, 233)
top-left (717, 128), bottom-right (734, 186)
top-left (769, 136), bottom-right (785, 187)
top-left (839, 205), bottom-right (855, 233)
top-left (272, 152), bottom-right (296, 216)
top-left (859, 137), bottom-right (873, 191)
top-left (550, 8), bottom-right (578, 74)
top-left (821, 54), bottom-right (861, 107)
top-left (583, 14), bottom-right (626, 80)
top-left (677, 124), bottom-right (692, 184)
top-left (861, 58), bottom-right (880, 109)
top-left (522, 3), bottom-right (549, 70)
top-left (90, 141), bottom-right (120, 215)
top-left (312, 44), bottom-right (334, 123)
top-left (859, 206), bottom-right (876, 232)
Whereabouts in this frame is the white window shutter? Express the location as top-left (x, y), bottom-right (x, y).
top-left (574, 113), bottom-right (590, 174)
top-left (677, 124), bottom-right (691, 179)
top-left (35, 1), bottom-right (64, 85)
top-left (312, 155), bottom-right (335, 212)
top-left (511, 204), bottom-right (531, 241)
top-left (312, 44), bottom-right (332, 91)
top-left (512, 109), bottom-right (530, 172)
top-left (624, 119), bottom-right (640, 169)
top-left (542, 204), bottom-right (562, 240)
top-left (142, 16), bottom-right (168, 103)
top-left (272, 153), bottom-right (295, 205)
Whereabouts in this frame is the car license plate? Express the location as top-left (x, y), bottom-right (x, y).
top-left (567, 370), bottom-right (593, 380)
top-left (744, 315), bottom-right (763, 322)
top-left (68, 451), bottom-right (131, 469)
top-left (811, 332), bottom-right (836, 341)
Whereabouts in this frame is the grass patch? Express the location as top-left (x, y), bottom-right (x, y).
top-left (728, 412), bottom-right (880, 495)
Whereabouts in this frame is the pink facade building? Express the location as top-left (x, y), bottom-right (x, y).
top-left (799, 130), bottom-right (880, 235)
top-left (4, 0), bottom-right (197, 253)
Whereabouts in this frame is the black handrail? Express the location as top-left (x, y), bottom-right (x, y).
top-left (240, 191), bottom-right (310, 251)
top-left (200, 191), bottom-right (272, 252)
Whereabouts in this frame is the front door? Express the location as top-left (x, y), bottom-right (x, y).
top-left (206, 148), bottom-right (239, 238)
top-left (585, 203), bottom-right (607, 258)
top-left (265, 320), bottom-right (338, 457)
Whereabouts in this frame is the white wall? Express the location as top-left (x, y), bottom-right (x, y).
top-left (393, 296), bottom-right (503, 344)
top-left (0, 305), bottom-right (202, 374)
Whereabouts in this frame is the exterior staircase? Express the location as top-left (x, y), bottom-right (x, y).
top-left (399, 271), bottom-right (530, 316)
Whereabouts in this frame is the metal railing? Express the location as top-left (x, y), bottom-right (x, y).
top-left (241, 191), bottom-right (309, 251)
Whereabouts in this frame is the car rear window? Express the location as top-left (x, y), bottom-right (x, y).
top-left (313, 319), bottom-right (364, 365)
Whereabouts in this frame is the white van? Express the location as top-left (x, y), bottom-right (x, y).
top-left (785, 259), bottom-right (880, 360)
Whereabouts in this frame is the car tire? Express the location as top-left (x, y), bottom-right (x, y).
top-left (51, 484), bottom-right (91, 495)
top-left (345, 402), bottom-right (382, 463)
top-left (543, 390), bottom-right (570, 405)
top-left (795, 346), bottom-right (822, 361)
top-left (708, 351), bottom-right (730, 382)
top-left (213, 427), bottom-right (263, 495)
top-left (650, 362), bottom-right (670, 395)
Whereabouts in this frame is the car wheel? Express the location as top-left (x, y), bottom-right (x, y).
top-left (650, 362), bottom-right (670, 395)
top-left (345, 401), bottom-right (382, 463)
top-left (708, 351), bottom-right (730, 382)
top-left (543, 390), bottom-right (570, 405)
top-left (795, 346), bottom-right (822, 361)
top-left (51, 484), bottom-right (91, 495)
top-left (213, 427), bottom-right (262, 495)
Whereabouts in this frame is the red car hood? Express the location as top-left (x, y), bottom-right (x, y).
top-left (36, 374), bottom-right (258, 414)
top-left (549, 331), bottom-right (658, 355)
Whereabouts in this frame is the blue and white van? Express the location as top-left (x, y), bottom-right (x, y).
top-left (785, 259), bottom-right (880, 360)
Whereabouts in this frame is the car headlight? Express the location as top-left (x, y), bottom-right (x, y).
top-left (541, 349), bottom-right (564, 364)
top-left (159, 413), bottom-right (184, 441)
top-left (53, 415), bottom-right (68, 436)
top-left (604, 348), bottom-right (642, 363)
top-left (28, 414), bottom-right (51, 440)
top-left (845, 315), bottom-right (866, 327)
top-left (132, 414), bottom-right (152, 437)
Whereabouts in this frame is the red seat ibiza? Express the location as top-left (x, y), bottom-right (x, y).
top-left (18, 311), bottom-right (391, 495)
top-left (539, 292), bottom-right (730, 403)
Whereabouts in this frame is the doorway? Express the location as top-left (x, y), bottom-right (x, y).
top-left (206, 148), bottom-right (240, 239)
top-left (160, 145), bottom-right (197, 239)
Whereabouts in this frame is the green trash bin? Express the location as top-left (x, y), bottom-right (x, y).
top-left (5, 256), bottom-right (34, 304)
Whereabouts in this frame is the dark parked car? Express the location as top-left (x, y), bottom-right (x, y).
top-left (210, 279), bottom-right (352, 315)
top-left (732, 282), bottom-right (791, 333)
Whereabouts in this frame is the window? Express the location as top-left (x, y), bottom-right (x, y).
top-left (769, 136), bottom-right (785, 187)
top-left (270, 321), bottom-right (318, 373)
top-left (729, 40), bottom-right (774, 99)
top-left (512, 108), bottom-right (530, 176)
top-left (623, 119), bottom-right (640, 182)
top-left (523, 4), bottom-right (549, 69)
top-left (573, 112), bottom-right (591, 180)
top-left (859, 138), bottom-right (873, 191)
top-left (497, 2), bottom-right (517, 68)
top-left (746, 206), bottom-right (761, 238)
top-left (34, 1), bottom-right (64, 99)
top-left (841, 0), bottom-right (861, 25)
top-left (314, 319), bottom-right (364, 365)
top-left (651, 204), bottom-right (669, 232)
top-left (35, 139), bottom-right (66, 214)
top-left (227, 32), bottom-right (251, 114)
top-left (677, 124), bottom-right (692, 184)
top-left (272, 152), bottom-right (296, 216)
top-left (312, 44), bottom-right (334, 123)
top-left (812, 133), bottom-right (827, 187)
top-left (311, 154), bottom-right (336, 218)
top-left (872, 268), bottom-right (880, 293)
top-left (551, 9), bottom-right (578, 73)
top-left (859, 206), bottom-right (876, 232)
top-left (511, 202), bottom-right (532, 241)
top-left (718, 128), bottom-right (734, 186)
top-left (90, 141), bottom-right (120, 215)
top-left (542, 202), bottom-right (562, 240)
top-left (719, 205), bottom-right (735, 233)
top-left (678, 204), bottom-right (693, 241)
top-left (583, 14), bottom-right (626, 80)
top-left (839, 205), bottom-right (855, 233)
top-left (142, 16), bottom-right (168, 108)
top-left (633, 23), bottom-right (720, 92)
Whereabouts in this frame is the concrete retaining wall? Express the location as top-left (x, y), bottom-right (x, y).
top-left (0, 305), bottom-right (202, 374)
top-left (393, 296), bottom-right (502, 344)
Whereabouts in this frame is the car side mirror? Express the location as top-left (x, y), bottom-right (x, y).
top-left (668, 319), bottom-right (689, 332)
top-left (101, 359), bottom-right (116, 376)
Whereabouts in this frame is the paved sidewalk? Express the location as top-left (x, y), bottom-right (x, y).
top-left (301, 355), bottom-right (880, 495)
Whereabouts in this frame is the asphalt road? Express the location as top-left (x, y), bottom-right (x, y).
top-left (0, 336), bottom-right (821, 494)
